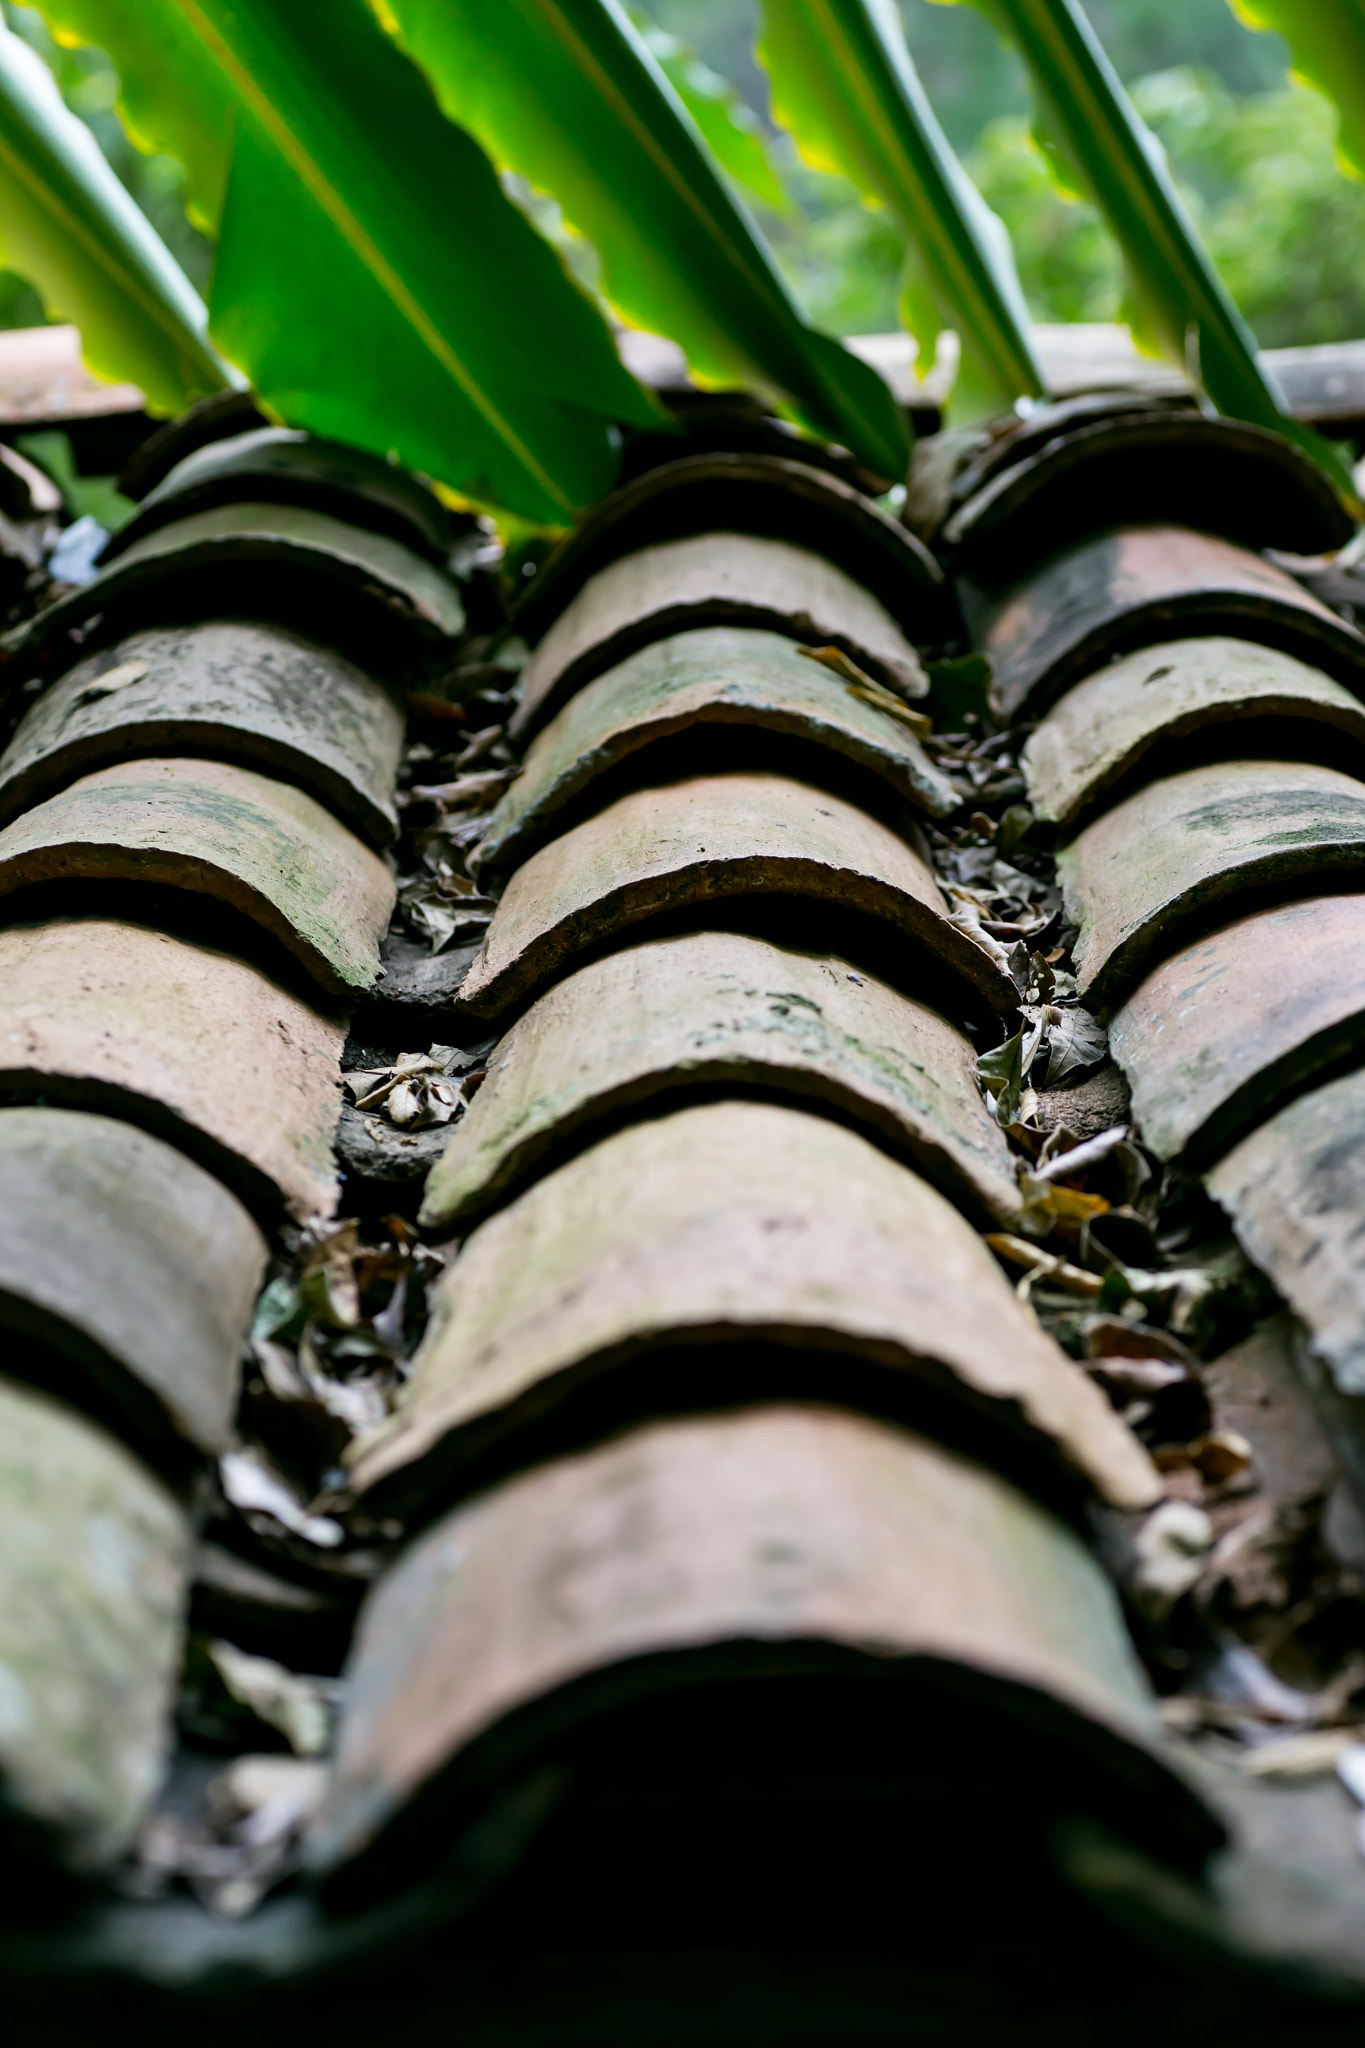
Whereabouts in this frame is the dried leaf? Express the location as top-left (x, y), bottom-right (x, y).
top-left (299, 1223), bottom-right (361, 1329)
top-left (404, 765), bottom-right (518, 808)
top-left (796, 641), bottom-right (931, 721)
top-left (1017, 1172), bottom-right (1109, 1239)
top-left (1197, 1498), bottom-right (1317, 1613)
top-left (351, 1046), bottom-right (478, 1126)
top-left (387, 1078), bottom-right (423, 1126)
top-left (205, 1640), bottom-right (337, 1758)
top-left (978, 1024), bottom-right (1026, 1124)
top-left (1040, 1003), bottom-right (1108, 1085)
top-left (1203, 1638), bottom-right (1319, 1723)
top-left (1222, 1729), bottom-right (1365, 1778)
top-left (1033, 1124), bottom-right (1132, 1184)
top-left (1131, 1499), bottom-right (1214, 1618)
top-left (252, 1338), bottom-right (312, 1405)
top-left (218, 1447), bottom-right (344, 1548)
top-left (250, 1272), bottom-right (306, 1347)
top-left (996, 803), bottom-right (1033, 859)
top-left (207, 1754), bottom-right (327, 1848)
top-left (401, 879), bottom-right (498, 955)
top-left (984, 1231), bottom-right (1105, 1298)
top-left (72, 656), bottom-right (148, 706)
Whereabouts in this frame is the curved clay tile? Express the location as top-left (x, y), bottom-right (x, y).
top-left (479, 627), bottom-right (957, 875)
top-left (511, 532), bottom-right (928, 740)
top-left (513, 450), bottom-right (944, 643)
top-left (1060, 757), bottom-right (1365, 1006)
top-left (314, 1403), bottom-right (1201, 1897)
top-left (457, 769), bottom-right (1016, 1021)
top-left (0, 756), bottom-right (396, 995)
top-left (943, 410), bottom-right (1354, 577)
top-left (959, 524), bottom-right (1365, 721)
top-left (1208, 1067), bottom-right (1365, 1402)
top-left (0, 1105), bottom-right (265, 1460)
top-left (0, 619), bottom-right (405, 847)
top-left (1024, 636), bottom-right (1365, 830)
top-left (102, 425), bottom-right (455, 566)
top-left (0, 913), bottom-right (345, 1220)
top-left (420, 928), bottom-right (1018, 1232)
top-left (1109, 891), bottom-right (1365, 1165)
top-left (0, 1374), bottom-right (190, 1872)
top-left (354, 1098), bottom-right (1157, 1515)
top-left (2, 501), bottom-right (466, 686)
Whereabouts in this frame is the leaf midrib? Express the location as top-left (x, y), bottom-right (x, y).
top-left (172, 0), bottom-right (577, 512)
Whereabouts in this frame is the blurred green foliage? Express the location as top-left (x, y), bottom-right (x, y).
top-left (649, 0), bottom-right (1365, 354)
top-left (771, 64), bottom-right (1365, 349)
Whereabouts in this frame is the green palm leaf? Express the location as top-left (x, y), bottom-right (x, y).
top-left (757, 0), bottom-right (1044, 423)
top-left (0, 14), bottom-right (226, 414)
top-left (952, 0), bottom-right (1357, 499)
top-left (632, 12), bottom-right (788, 213)
top-left (370, 0), bottom-right (909, 480)
top-left (1230, 1), bottom-right (1365, 182)
top-left (33, 0), bottom-right (660, 523)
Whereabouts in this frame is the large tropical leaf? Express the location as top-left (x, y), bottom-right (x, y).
top-left (632, 13), bottom-right (788, 213)
top-left (32, 0), bottom-right (660, 523)
top-left (1229, 2), bottom-right (1365, 182)
top-left (0, 14), bottom-right (225, 414)
top-left (370, 0), bottom-right (910, 480)
top-left (757, 0), bottom-right (1044, 423)
top-left (951, 0), bottom-right (1357, 498)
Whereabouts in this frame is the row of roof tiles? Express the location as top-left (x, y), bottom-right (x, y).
top-left (0, 377), bottom-right (1362, 2005)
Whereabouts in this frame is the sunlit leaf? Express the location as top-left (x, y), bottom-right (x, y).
top-left (757, 0), bottom-right (1044, 422)
top-left (371, 0), bottom-right (910, 479)
top-left (0, 14), bottom-right (226, 413)
top-left (948, 0), bottom-right (1358, 501)
top-left (33, 0), bottom-right (660, 523)
top-left (631, 11), bottom-right (788, 213)
top-left (1229, 0), bottom-right (1365, 183)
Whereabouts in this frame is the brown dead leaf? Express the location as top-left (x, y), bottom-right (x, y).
top-left (299, 1223), bottom-right (361, 1330)
top-left (205, 1640), bottom-right (338, 1758)
top-left (985, 1232), bottom-right (1105, 1298)
top-left (796, 642), bottom-right (932, 727)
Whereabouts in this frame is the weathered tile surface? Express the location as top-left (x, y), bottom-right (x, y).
top-left (0, 914), bottom-right (345, 1219)
top-left (457, 769), bottom-right (1017, 1020)
top-left (421, 929), bottom-right (1019, 1232)
top-left (1025, 636), bottom-right (1365, 828)
top-left (1061, 758), bottom-right (1365, 1006)
top-left (0, 1105), bottom-right (265, 1456)
top-left (960, 525), bottom-right (1365, 721)
top-left (0, 756), bottom-right (395, 994)
top-left (514, 450), bottom-right (946, 643)
top-left (925, 398), bottom-right (1177, 537)
top-left (481, 626), bottom-right (958, 873)
top-left (1208, 1068), bottom-right (1365, 1397)
top-left (315, 1404), bottom-right (1190, 1886)
top-left (356, 1098), bottom-right (1156, 1511)
top-left (943, 412), bottom-right (1353, 575)
top-left (512, 533), bottom-right (928, 740)
top-left (1203, 1314), bottom-right (1341, 1510)
top-left (0, 619), bottom-right (404, 845)
top-left (0, 1374), bottom-right (190, 1871)
top-left (3, 502), bottom-right (466, 680)
top-left (103, 425), bottom-right (454, 566)
top-left (1110, 892), bottom-right (1365, 1164)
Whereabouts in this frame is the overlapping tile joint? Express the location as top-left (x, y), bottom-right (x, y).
top-left (4, 373), bottom-right (1365, 2019)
